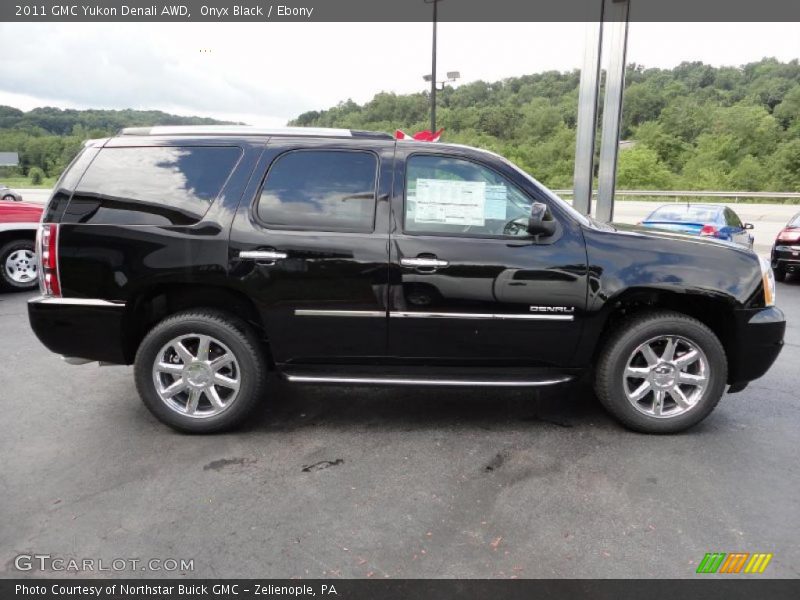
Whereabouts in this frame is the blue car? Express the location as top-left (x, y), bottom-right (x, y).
top-left (640, 203), bottom-right (754, 248)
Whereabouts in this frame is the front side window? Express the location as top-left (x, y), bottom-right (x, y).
top-left (257, 150), bottom-right (378, 232)
top-left (404, 155), bottom-right (533, 237)
top-left (725, 208), bottom-right (743, 228)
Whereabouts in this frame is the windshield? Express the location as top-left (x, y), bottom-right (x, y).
top-left (646, 205), bottom-right (722, 223)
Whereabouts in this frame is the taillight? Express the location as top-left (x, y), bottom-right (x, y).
top-left (38, 223), bottom-right (60, 297)
top-left (699, 225), bottom-right (719, 237)
top-left (777, 228), bottom-right (800, 243)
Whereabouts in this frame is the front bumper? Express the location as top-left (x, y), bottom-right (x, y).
top-left (28, 296), bottom-right (128, 364)
top-left (727, 306), bottom-right (785, 386)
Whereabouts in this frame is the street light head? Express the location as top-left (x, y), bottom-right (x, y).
top-left (447, 71), bottom-right (460, 80)
top-left (423, 74), bottom-right (433, 82)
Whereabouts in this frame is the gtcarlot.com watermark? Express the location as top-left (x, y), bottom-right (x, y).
top-left (14, 553), bottom-right (194, 573)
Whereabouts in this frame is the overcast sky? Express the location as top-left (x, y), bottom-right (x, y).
top-left (0, 22), bottom-right (797, 126)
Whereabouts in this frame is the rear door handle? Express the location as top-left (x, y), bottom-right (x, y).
top-left (239, 250), bottom-right (287, 263)
top-left (400, 257), bottom-right (449, 269)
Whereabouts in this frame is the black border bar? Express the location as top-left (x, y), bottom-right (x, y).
top-left (2, 0), bottom-right (800, 22)
top-left (3, 579), bottom-right (800, 600)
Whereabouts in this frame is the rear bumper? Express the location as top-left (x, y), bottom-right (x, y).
top-left (727, 306), bottom-right (785, 385)
top-left (772, 245), bottom-right (800, 272)
top-left (28, 296), bottom-right (128, 364)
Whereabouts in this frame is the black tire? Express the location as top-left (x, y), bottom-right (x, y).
top-left (2, 194), bottom-right (17, 202)
top-left (0, 239), bottom-right (38, 292)
top-left (594, 311), bottom-right (727, 434)
top-left (774, 267), bottom-right (786, 283)
top-left (134, 310), bottom-right (267, 433)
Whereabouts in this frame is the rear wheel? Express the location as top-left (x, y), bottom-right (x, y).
top-left (594, 311), bottom-right (727, 434)
top-left (2, 194), bottom-right (17, 202)
top-left (134, 310), bottom-right (267, 433)
top-left (0, 239), bottom-right (38, 291)
top-left (774, 267), bottom-right (786, 282)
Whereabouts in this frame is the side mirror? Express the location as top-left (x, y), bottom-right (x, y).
top-left (744, 223), bottom-right (754, 230)
top-left (527, 202), bottom-right (557, 237)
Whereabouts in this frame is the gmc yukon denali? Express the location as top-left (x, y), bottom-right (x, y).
top-left (27, 126), bottom-right (785, 433)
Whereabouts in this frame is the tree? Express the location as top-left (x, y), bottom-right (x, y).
top-left (616, 146), bottom-right (674, 189)
top-left (774, 85), bottom-right (800, 129)
top-left (769, 139), bottom-right (800, 191)
top-left (28, 166), bottom-right (45, 185)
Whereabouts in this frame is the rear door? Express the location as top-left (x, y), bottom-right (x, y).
top-left (229, 137), bottom-right (394, 364)
top-left (386, 148), bottom-right (588, 366)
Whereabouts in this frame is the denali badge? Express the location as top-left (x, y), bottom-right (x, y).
top-left (529, 306), bottom-right (576, 313)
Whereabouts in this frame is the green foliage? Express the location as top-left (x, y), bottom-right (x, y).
top-left (616, 146), bottom-right (674, 189)
top-left (28, 166), bottom-right (44, 185)
top-left (0, 107), bottom-right (234, 180)
top-left (290, 58), bottom-right (800, 192)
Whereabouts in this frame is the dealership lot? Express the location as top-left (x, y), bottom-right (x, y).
top-left (0, 281), bottom-right (798, 578)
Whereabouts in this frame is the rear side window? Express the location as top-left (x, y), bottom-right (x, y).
top-left (64, 146), bottom-right (241, 225)
top-left (256, 150), bottom-right (378, 232)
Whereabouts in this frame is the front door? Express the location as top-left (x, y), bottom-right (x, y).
top-left (387, 150), bottom-right (588, 367)
top-left (230, 137), bottom-right (394, 364)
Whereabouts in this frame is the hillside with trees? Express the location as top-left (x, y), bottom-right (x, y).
top-left (1, 59), bottom-right (799, 191)
top-left (292, 58), bottom-right (800, 192)
top-left (0, 107), bottom-right (232, 183)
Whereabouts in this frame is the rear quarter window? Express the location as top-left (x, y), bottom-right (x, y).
top-left (63, 146), bottom-right (242, 226)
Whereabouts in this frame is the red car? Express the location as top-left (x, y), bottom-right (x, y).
top-left (0, 201), bottom-right (42, 291)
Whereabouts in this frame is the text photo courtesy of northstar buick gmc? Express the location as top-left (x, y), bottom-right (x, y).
top-left (26, 126), bottom-right (785, 434)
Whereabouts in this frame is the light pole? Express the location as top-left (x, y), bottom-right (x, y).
top-left (422, 69), bottom-right (460, 134)
top-left (424, 0), bottom-right (442, 133)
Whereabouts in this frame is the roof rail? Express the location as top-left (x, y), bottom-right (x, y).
top-left (118, 125), bottom-right (393, 140)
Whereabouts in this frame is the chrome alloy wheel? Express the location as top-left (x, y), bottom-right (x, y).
top-left (152, 334), bottom-right (241, 418)
top-left (623, 335), bottom-right (709, 418)
top-left (5, 249), bottom-right (37, 284)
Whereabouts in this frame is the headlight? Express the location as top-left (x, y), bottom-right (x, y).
top-left (758, 256), bottom-right (776, 307)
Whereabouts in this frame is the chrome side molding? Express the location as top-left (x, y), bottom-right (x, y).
top-left (295, 309), bottom-right (385, 318)
top-left (390, 311), bottom-right (574, 321)
top-left (294, 309), bottom-right (574, 321)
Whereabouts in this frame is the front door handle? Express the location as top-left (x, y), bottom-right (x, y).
top-left (239, 250), bottom-right (288, 263)
top-left (400, 257), bottom-right (449, 269)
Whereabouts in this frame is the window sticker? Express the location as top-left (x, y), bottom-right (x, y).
top-left (413, 179), bottom-right (486, 226)
top-left (485, 185), bottom-right (508, 221)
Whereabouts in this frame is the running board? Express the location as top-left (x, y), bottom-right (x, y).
top-left (281, 367), bottom-right (575, 388)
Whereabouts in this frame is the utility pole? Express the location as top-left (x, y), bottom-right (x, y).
top-left (425, 0), bottom-right (441, 133)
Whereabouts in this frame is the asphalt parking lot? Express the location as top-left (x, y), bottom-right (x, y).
top-left (1, 281), bottom-right (799, 579)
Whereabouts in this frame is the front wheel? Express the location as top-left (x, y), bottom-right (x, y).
top-left (2, 194), bottom-right (18, 202)
top-left (134, 310), bottom-right (267, 433)
top-left (594, 311), bottom-right (727, 434)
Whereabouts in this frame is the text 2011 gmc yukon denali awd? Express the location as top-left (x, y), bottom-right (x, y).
top-left (28, 126), bottom-right (785, 433)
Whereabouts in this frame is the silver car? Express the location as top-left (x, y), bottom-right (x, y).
top-left (0, 184), bottom-right (23, 202)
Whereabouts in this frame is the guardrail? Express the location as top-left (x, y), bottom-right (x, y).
top-left (553, 189), bottom-right (800, 202)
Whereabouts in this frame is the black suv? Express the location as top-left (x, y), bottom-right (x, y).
top-left (28, 126), bottom-right (785, 434)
